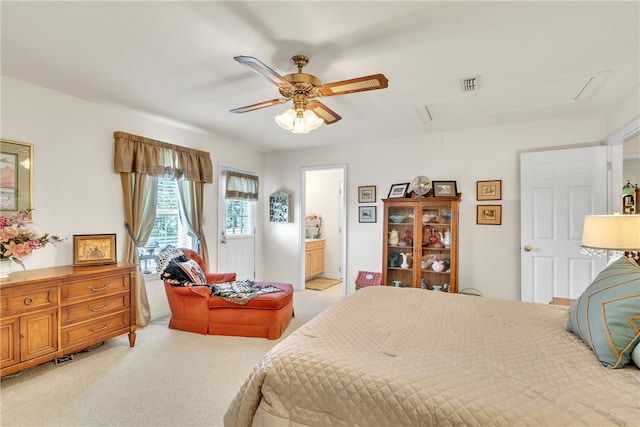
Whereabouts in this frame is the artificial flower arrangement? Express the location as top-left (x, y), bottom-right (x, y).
top-left (0, 209), bottom-right (65, 269)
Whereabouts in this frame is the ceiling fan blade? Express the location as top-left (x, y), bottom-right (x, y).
top-left (230, 98), bottom-right (289, 114)
top-left (234, 56), bottom-right (293, 89)
top-left (307, 100), bottom-right (342, 125)
top-left (317, 74), bottom-right (389, 97)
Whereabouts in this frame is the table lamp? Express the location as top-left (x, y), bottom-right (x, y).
top-left (581, 214), bottom-right (640, 263)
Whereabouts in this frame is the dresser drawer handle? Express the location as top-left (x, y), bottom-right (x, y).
top-left (24, 296), bottom-right (34, 305)
top-left (88, 281), bottom-right (111, 292)
top-left (88, 301), bottom-right (110, 312)
top-left (89, 321), bottom-right (110, 332)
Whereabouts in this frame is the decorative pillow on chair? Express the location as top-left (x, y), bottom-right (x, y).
top-left (155, 246), bottom-right (187, 278)
top-left (567, 256), bottom-right (640, 368)
top-left (174, 259), bottom-right (207, 284)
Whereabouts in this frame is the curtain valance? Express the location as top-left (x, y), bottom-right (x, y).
top-left (225, 171), bottom-right (259, 201)
top-left (114, 131), bottom-right (213, 183)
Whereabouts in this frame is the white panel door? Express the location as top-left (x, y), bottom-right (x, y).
top-left (218, 167), bottom-right (256, 281)
top-left (219, 232), bottom-right (255, 280)
top-left (520, 146), bottom-right (608, 303)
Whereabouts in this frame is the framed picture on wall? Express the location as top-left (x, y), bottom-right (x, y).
top-left (359, 206), bottom-right (376, 223)
top-left (0, 139), bottom-right (33, 221)
top-left (477, 180), bottom-right (502, 200)
top-left (358, 186), bottom-right (376, 203)
top-left (476, 205), bottom-right (502, 225)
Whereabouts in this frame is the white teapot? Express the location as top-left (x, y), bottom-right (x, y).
top-left (432, 260), bottom-right (444, 272)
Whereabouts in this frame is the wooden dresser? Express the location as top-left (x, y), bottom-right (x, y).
top-left (0, 263), bottom-right (137, 376)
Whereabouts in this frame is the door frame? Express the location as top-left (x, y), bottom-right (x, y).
top-left (299, 164), bottom-right (348, 296)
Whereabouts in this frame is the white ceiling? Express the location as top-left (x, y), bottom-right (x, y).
top-left (2, 1), bottom-right (639, 152)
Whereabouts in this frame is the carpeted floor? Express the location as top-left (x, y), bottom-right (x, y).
top-left (0, 285), bottom-right (343, 427)
top-left (305, 277), bottom-right (342, 291)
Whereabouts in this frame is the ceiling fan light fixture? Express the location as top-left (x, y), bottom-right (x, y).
top-left (275, 109), bottom-right (323, 134)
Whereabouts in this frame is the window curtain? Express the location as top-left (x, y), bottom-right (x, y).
top-left (225, 171), bottom-right (259, 200)
top-left (114, 131), bottom-right (213, 327)
top-left (176, 179), bottom-right (209, 266)
top-left (120, 173), bottom-right (157, 327)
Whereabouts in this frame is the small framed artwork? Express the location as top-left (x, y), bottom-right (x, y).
top-left (269, 190), bottom-right (290, 223)
top-left (1, 139), bottom-right (34, 221)
top-left (359, 206), bottom-right (376, 223)
top-left (477, 180), bottom-right (502, 201)
top-left (476, 205), bottom-right (502, 225)
top-left (358, 185), bottom-right (376, 203)
top-left (387, 182), bottom-right (409, 198)
top-left (432, 181), bottom-right (458, 197)
top-left (73, 234), bottom-right (117, 266)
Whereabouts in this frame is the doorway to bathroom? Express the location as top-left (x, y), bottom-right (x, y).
top-left (300, 164), bottom-right (347, 295)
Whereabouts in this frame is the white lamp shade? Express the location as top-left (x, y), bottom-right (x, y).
top-left (581, 215), bottom-right (640, 250)
top-left (275, 109), bottom-right (323, 134)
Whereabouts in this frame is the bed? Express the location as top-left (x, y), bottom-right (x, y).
top-left (224, 282), bottom-right (639, 426)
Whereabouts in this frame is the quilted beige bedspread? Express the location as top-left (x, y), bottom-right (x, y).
top-left (224, 287), bottom-right (640, 427)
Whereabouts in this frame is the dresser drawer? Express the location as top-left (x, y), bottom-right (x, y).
top-left (60, 311), bottom-right (131, 349)
top-left (306, 240), bottom-right (325, 251)
top-left (0, 287), bottom-right (58, 317)
top-left (61, 275), bottom-right (129, 304)
top-left (60, 294), bottom-right (130, 326)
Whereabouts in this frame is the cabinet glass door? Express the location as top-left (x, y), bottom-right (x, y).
top-left (420, 204), bottom-right (452, 291)
top-left (386, 204), bottom-right (416, 287)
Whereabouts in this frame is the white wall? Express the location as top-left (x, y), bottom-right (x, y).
top-left (623, 159), bottom-right (640, 188)
top-left (1, 76), bottom-right (264, 320)
top-left (262, 115), bottom-right (615, 301)
top-left (4, 75), bottom-right (637, 310)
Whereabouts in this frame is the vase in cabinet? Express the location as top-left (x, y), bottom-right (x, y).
top-left (382, 194), bottom-right (461, 292)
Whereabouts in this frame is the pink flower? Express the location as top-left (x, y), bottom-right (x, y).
top-left (2, 240), bottom-right (33, 259)
top-left (0, 210), bottom-right (65, 266)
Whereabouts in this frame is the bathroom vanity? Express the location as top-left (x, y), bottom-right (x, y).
top-left (305, 239), bottom-right (325, 279)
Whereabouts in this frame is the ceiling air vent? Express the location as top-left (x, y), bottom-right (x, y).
top-left (460, 76), bottom-right (481, 92)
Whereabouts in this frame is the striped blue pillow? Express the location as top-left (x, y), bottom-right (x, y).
top-left (567, 256), bottom-right (640, 368)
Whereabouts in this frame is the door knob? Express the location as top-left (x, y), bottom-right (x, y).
top-left (524, 245), bottom-right (532, 252)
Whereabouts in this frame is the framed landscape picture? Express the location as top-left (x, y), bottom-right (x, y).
top-left (359, 206), bottom-right (376, 223)
top-left (433, 181), bottom-right (457, 197)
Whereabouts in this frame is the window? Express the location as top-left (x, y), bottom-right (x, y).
top-left (138, 177), bottom-right (193, 274)
top-left (226, 199), bottom-right (255, 236)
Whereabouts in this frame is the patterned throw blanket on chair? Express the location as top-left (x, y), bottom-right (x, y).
top-left (210, 280), bottom-right (282, 305)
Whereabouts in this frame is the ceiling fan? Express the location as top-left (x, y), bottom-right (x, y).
top-left (229, 55), bottom-right (389, 132)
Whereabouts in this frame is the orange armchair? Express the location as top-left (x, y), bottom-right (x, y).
top-left (162, 248), bottom-right (294, 339)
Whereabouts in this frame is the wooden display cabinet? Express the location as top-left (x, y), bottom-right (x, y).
top-left (382, 195), bottom-right (461, 292)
